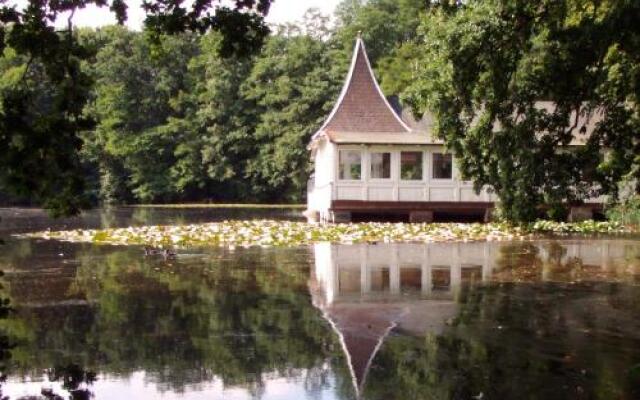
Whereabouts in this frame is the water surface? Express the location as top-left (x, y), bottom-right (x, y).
top-left (0, 206), bottom-right (303, 235)
top-left (0, 208), bottom-right (639, 399)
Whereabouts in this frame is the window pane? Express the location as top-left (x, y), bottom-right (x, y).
top-left (432, 153), bottom-right (452, 179)
top-left (371, 152), bottom-right (391, 179)
top-left (339, 150), bottom-right (361, 180)
top-left (401, 151), bottom-right (423, 180)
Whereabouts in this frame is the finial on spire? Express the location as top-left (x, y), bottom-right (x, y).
top-left (357, 30), bottom-right (362, 38)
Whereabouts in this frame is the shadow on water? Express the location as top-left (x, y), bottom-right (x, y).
top-left (0, 208), bottom-right (638, 399)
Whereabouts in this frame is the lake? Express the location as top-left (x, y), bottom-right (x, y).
top-left (0, 207), bottom-right (639, 400)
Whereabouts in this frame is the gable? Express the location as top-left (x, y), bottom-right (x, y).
top-left (316, 37), bottom-right (410, 136)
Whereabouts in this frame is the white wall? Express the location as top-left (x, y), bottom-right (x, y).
top-left (313, 241), bottom-right (634, 303)
top-left (332, 144), bottom-right (496, 203)
top-left (307, 140), bottom-right (336, 220)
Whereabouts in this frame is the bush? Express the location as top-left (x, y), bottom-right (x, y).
top-left (606, 196), bottom-right (640, 226)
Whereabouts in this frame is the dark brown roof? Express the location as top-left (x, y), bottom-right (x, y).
top-left (324, 303), bottom-right (401, 395)
top-left (315, 38), bottom-right (410, 136)
top-left (310, 38), bottom-right (600, 147)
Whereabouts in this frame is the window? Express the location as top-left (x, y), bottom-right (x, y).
top-left (431, 267), bottom-right (451, 291)
top-left (370, 152), bottom-right (391, 179)
top-left (432, 153), bottom-right (453, 179)
top-left (339, 150), bottom-right (362, 180)
top-left (400, 151), bottom-right (423, 180)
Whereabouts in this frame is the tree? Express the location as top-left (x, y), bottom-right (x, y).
top-left (241, 33), bottom-right (344, 202)
top-left (334, 0), bottom-right (428, 96)
top-left (404, 0), bottom-right (640, 222)
top-left (0, 0), bottom-right (273, 216)
top-left (166, 32), bottom-right (258, 201)
top-left (85, 27), bottom-right (198, 203)
top-left (0, 26), bottom-right (93, 216)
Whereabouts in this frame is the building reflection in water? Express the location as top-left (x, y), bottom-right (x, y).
top-left (309, 240), bottom-right (634, 398)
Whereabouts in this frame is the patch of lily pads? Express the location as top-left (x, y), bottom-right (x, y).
top-left (17, 219), bottom-right (632, 249)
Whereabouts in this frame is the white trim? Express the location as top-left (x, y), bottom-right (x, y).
top-left (311, 37), bottom-right (411, 143)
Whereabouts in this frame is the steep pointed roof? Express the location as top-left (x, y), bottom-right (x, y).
top-left (324, 304), bottom-right (402, 397)
top-left (312, 36), bottom-right (410, 141)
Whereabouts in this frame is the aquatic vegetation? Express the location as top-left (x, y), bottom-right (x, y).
top-left (528, 219), bottom-right (628, 233)
top-left (18, 220), bottom-right (633, 249)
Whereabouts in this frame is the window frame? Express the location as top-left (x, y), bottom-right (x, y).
top-left (337, 149), bottom-right (363, 182)
top-left (369, 151), bottom-right (393, 181)
top-left (431, 152), bottom-right (454, 181)
top-left (399, 150), bottom-right (425, 182)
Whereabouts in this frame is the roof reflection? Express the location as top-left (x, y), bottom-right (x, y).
top-left (310, 240), bottom-right (638, 398)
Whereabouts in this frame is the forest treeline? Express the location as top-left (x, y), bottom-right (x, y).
top-left (2, 0), bottom-right (638, 221)
top-left (0, 0), bottom-right (425, 206)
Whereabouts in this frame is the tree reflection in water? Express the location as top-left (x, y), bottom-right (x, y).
top-left (1, 242), bottom-right (353, 399)
top-left (0, 238), bottom-right (639, 399)
top-left (354, 242), bottom-right (640, 400)
top-left (0, 269), bottom-right (12, 400)
top-left (39, 364), bottom-right (96, 400)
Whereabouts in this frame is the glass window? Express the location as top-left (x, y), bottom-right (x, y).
top-left (370, 268), bottom-right (390, 291)
top-left (339, 150), bottom-right (362, 180)
top-left (432, 267), bottom-right (451, 291)
top-left (432, 153), bottom-right (452, 179)
top-left (370, 152), bottom-right (391, 179)
top-left (400, 151), bottom-right (423, 180)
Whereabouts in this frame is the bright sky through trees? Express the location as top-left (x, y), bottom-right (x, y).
top-left (9, 0), bottom-right (341, 29)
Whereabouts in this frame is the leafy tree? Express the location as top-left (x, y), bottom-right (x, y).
top-left (334, 0), bottom-right (427, 95)
top-left (377, 41), bottom-right (422, 96)
top-left (404, 0), bottom-right (640, 222)
top-left (0, 0), bottom-right (273, 216)
top-left (0, 28), bottom-right (93, 216)
top-left (165, 32), bottom-right (258, 201)
top-left (241, 33), bottom-right (344, 202)
top-left (274, 8), bottom-right (334, 41)
top-left (85, 27), bottom-right (198, 203)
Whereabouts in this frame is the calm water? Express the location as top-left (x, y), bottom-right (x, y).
top-left (0, 208), bottom-right (639, 400)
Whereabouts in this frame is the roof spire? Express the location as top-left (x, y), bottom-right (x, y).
top-left (311, 35), bottom-right (411, 138)
top-left (357, 30), bottom-right (362, 38)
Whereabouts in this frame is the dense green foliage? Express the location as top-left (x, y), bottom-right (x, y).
top-left (0, 0), bottom-right (426, 212)
top-left (0, 0), bottom-right (273, 216)
top-left (2, 0), bottom-right (638, 222)
top-left (607, 195), bottom-right (640, 226)
top-left (404, 0), bottom-right (640, 222)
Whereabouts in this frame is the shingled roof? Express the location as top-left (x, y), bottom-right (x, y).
top-left (312, 35), bottom-right (411, 142)
top-left (310, 36), bottom-right (599, 147)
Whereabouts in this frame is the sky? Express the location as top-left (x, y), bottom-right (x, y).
top-left (10, 0), bottom-right (342, 30)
